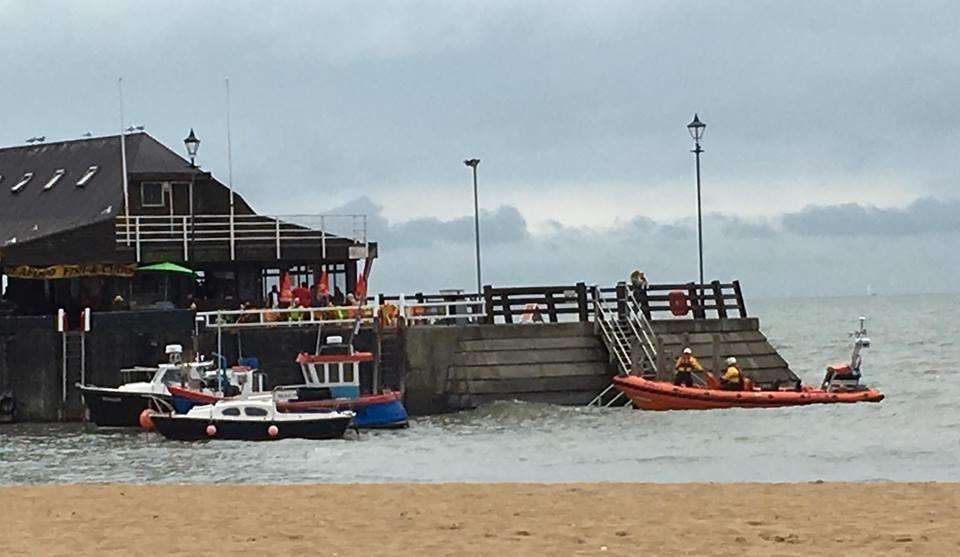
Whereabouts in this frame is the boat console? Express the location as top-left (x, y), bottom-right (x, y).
top-left (822, 317), bottom-right (871, 392)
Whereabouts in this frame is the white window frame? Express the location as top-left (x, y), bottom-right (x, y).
top-left (10, 172), bottom-right (33, 193)
top-left (140, 181), bottom-right (169, 208)
top-left (76, 165), bottom-right (98, 187)
top-left (43, 169), bottom-right (66, 191)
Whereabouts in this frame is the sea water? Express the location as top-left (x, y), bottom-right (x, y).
top-left (1, 293), bottom-right (958, 484)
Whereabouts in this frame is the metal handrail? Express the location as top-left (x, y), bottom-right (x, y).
top-left (116, 213), bottom-right (368, 262)
top-left (197, 305), bottom-right (377, 329)
top-left (622, 293), bottom-right (658, 376)
top-left (592, 288), bottom-right (631, 375)
top-left (400, 298), bottom-right (486, 323)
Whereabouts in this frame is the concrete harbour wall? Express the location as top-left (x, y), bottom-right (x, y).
top-left (403, 322), bottom-right (610, 414)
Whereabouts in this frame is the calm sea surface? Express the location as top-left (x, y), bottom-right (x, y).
top-left (2, 294), bottom-right (958, 484)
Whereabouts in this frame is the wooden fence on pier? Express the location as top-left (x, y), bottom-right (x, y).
top-left (195, 280), bottom-right (749, 330)
top-left (477, 280), bottom-right (746, 324)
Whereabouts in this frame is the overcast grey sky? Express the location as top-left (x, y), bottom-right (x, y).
top-left (1, 1), bottom-right (958, 296)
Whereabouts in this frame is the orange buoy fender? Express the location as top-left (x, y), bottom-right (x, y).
top-left (138, 409), bottom-right (156, 431)
top-left (668, 291), bottom-right (689, 316)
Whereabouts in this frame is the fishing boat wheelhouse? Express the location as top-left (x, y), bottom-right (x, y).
top-left (291, 335), bottom-right (408, 429)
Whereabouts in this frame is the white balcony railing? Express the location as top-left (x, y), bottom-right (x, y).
top-left (115, 213), bottom-right (368, 262)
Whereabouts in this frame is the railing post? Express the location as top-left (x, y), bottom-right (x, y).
top-left (501, 292), bottom-right (513, 324)
top-left (321, 216), bottom-right (326, 260)
top-left (687, 282), bottom-right (705, 319)
top-left (182, 216), bottom-right (189, 261)
top-left (733, 280), bottom-right (747, 318)
top-left (134, 216), bottom-right (141, 262)
top-left (712, 280), bottom-right (727, 319)
top-left (483, 285), bottom-right (494, 324)
top-left (275, 218), bottom-right (281, 260)
top-left (576, 282), bottom-right (588, 322)
top-left (545, 291), bottom-right (557, 323)
top-left (229, 213), bottom-right (236, 261)
top-left (616, 281), bottom-right (627, 320)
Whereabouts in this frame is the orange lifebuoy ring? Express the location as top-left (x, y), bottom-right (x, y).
top-left (668, 291), bottom-right (689, 316)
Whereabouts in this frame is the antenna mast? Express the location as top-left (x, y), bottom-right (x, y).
top-left (225, 77), bottom-right (236, 260)
top-left (118, 78), bottom-right (131, 245)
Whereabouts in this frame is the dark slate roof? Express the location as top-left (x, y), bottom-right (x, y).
top-left (0, 133), bottom-right (220, 246)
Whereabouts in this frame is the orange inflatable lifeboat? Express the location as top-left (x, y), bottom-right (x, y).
top-left (612, 375), bottom-right (883, 411)
top-left (614, 317), bottom-right (884, 411)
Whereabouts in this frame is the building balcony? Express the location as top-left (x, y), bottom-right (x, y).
top-left (114, 213), bottom-right (372, 264)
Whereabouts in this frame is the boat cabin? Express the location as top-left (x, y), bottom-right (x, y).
top-left (295, 336), bottom-right (374, 399)
top-left (204, 398), bottom-right (276, 420)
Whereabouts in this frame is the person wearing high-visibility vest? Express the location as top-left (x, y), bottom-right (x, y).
top-left (674, 347), bottom-right (702, 387)
top-left (720, 357), bottom-right (745, 391)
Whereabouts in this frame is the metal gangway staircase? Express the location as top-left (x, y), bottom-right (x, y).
top-left (588, 286), bottom-right (659, 407)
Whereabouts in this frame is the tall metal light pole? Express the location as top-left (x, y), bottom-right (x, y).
top-left (464, 158), bottom-right (482, 294)
top-left (687, 114), bottom-right (706, 285)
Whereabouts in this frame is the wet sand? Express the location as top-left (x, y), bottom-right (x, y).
top-left (2, 483), bottom-right (958, 556)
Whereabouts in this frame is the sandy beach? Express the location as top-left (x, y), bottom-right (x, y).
top-left (1, 483), bottom-right (958, 556)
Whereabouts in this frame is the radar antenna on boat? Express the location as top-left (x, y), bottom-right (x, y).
top-left (822, 317), bottom-right (872, 392)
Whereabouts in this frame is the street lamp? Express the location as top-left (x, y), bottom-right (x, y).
top-left (463, 158), bottom-right (482, 295)
top-left (183, 129), bottom-right (201, 251)
top-left (687, 114), bottom-right (706, 285)
top-left (183, 128), bottom-right (201, 168)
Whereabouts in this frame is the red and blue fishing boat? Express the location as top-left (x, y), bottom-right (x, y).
top-left (169, 337), bottom-right (407, 429)
top-left (290, 340), bottom-right (407, 429)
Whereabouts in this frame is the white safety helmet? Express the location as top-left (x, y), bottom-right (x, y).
top-left (726, 356), bottom-right (737, 366)
top-left (682, 347), bottom-right (693, 355)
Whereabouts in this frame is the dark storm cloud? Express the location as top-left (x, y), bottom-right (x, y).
top-left (782, 197), bottom-right (960, 236)
top-left (328, 196), bottom-right (529, 248)
top-left (1, 1), bottom-right (959, 208)
top-left (2, 2), bottom-right (959, 296)
top-left (333, 195), bottom-right (959, 251)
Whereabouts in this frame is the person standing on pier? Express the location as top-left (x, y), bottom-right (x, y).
top-left (629, 269), bottom-right (648, 293)
top-left (674, 347), bottom-right (702, 387)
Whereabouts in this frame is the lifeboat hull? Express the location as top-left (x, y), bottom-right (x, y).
top-left (612, 375), bottom-right (884, 411)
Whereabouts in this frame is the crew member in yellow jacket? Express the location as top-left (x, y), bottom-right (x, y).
top-left (674, 347), bottom-right (702, 387)
top-left (720, 356), bottom-right (745, 391)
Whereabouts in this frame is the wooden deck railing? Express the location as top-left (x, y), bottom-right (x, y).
top-left (482, 283), bottom-right (590, 324)
top-left (481, 280), bottom-right (746, 323)
top-left (191, 280), bottom-right (748, 331)
top-left (610, 280), bottom-right (747, 320)
top-left (116, 213), bottom-right (368, 262)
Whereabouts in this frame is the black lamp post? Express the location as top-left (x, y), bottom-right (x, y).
top-left (184, 128), bottom-right (201, 168)
top-left (184, 129), bottom-right (201, 251)
top-left (687, 114), bottom-right (706, 285)
top-left (463, 158), bottom-right (482, 295)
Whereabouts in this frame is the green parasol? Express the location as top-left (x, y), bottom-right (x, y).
top-left (136, 262), bottom-right (195, 275)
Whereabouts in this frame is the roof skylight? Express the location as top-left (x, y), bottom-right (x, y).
top-left (76, 165), bottom-right (98, 187)
top-left (43, 169), bottom-right (66, 191)
top-left (10, 172), bottom-right (33, 193)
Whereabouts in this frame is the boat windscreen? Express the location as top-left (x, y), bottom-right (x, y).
top-left (160, 368), bottom-right (184, 385)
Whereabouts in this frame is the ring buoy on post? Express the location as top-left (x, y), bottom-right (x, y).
top-left (668, 291), bottom-right (689, 316)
